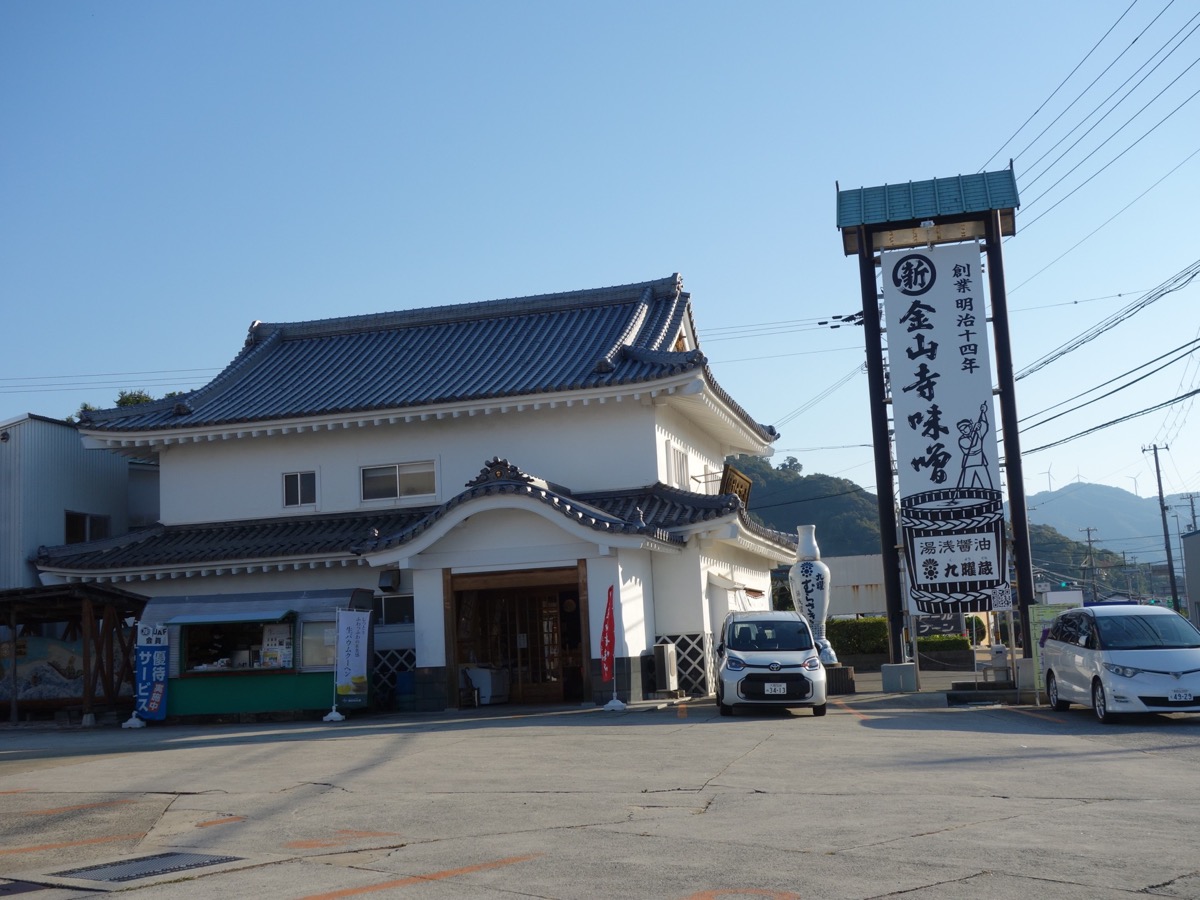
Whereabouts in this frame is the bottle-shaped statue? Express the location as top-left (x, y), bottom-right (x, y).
top-left (788, 524), bottom-right (838, 666)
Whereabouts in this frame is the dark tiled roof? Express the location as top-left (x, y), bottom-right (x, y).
top-left (77, 276), bottom-right (776, 442)
top-left (37, 509), bottom-right (429, 571)
top-left (38, 460), bottom-right (795, 572)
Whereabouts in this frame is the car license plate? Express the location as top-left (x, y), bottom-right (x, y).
top-left (1171, 689), bottom-right (1193, 702)
top-left (764, 683), bottom-right (786, 695)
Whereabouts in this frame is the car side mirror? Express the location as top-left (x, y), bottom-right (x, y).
top-left (716, 642), bottom-right (725, 657)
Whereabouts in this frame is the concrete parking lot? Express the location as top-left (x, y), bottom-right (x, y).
top-left (3, 679), bottom-right (1200, 899)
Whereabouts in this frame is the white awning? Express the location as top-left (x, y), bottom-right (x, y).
top-left (140, 589), bottom-right (371, 627)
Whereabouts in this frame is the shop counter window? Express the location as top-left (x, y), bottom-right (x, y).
top-left (183, 620), bottom-right (294, 672)
top-left (300, 620), bottom-right (338, 670)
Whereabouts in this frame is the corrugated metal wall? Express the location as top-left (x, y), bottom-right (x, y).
top-left (1, 416), bottom-right (138, 589)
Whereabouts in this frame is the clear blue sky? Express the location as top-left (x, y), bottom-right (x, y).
top-left (3, 2), bottom-right (1198, 538)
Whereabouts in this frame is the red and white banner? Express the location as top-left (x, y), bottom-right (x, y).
top-left (600, 585), bottom-right (615, 682)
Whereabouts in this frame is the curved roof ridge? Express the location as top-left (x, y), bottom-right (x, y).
top-left (250, 275), bottom-right (683, 344)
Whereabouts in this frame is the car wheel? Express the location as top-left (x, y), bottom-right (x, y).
top-left (1047, 671), bottom-right (1070, 711)
top-left (716, 686), bottom-right (732, 716)
top-left (811, 703), bottom-right (827, 717)
top-left (1093, 680), bottom-right (1118, 724)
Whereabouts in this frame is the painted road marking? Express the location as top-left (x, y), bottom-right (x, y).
top-left (0, 832), bottom-right (146, 856)
top-left (286, 829), bottom-right (405, 850)
top-left (25, 799), bottom-right (136, 815)
top-left (196, 816), bottom-right (246, 828)
top-left (299, 853), bottom-right (541, 899)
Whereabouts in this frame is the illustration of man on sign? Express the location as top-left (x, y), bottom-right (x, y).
top-left (956, 402), bottom-right (995, 490)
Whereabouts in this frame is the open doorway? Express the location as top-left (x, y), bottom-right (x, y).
top-left (454, 582), bottom-right (586, 704)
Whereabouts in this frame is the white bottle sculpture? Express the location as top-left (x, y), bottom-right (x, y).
top-left (788, 524), bottom-right (838, 666)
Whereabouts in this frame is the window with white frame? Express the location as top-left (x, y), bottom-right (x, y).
top-left (283, 471), bottom-right (317, 507)
top-left (361, 461), bottom-right (436, 502)
top-left (666, 442), bottom-right (690, 490)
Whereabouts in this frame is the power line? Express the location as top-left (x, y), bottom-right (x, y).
top-left (1014, 1), bottom-right (1185, 174)
top-left (1022, 387), bottom-right (1200, 454)
top-left (1019, 71), bottom-right (1200, 230)
top-left (1008, 144), bottom-right (1200, 292)
top-left (1019, 337), bottom-right (1200, 429)
top-left (979, 0), bottom-right (1140, 171)
top-left (1020, 8), bottom-right (1199, 195)
top-left (1015, 258), bottom-right (1200, 379)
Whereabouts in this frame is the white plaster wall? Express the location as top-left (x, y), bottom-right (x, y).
top-left (412, 568), bottom-right (446, 667)
top-left (616, 549), bottom-right (655, 656)
top-left (649, 542), bottom-right (706, 634)
top-left (158, 402), bottom-right (663, 525)
top-left (407, 507), bottom-right (601, 573)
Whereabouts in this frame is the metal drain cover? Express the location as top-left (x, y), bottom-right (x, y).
top-left (51, 851), bottom-right (242, 883)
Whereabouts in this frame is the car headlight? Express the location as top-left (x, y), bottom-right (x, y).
top-left (1102, 662), bottom-right (1143, 678)
top-left (802, 657), bottom-right (822, 671)
top-left (725, 656), bottom-right (746, 672)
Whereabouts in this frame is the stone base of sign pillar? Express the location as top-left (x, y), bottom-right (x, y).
top-left (881, 662), bottom-right (917, 693)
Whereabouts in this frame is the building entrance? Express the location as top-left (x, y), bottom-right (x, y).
top-left (453, 578), bottom-right (586, 705)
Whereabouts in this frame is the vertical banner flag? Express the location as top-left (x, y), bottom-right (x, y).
top-left (134, 623), bottom-right (169, 721)
top-left (334, 608), bottom-right (373, 708)
top-left (883, 242), bottom-right (1008, 614)
top-left (600, 585), bottom-right (615, 683)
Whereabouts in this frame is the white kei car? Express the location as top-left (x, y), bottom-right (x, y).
top-left (715, 610), bottom-right (827, 717)
top-left (1041, 603), bottom-right (1200, 723)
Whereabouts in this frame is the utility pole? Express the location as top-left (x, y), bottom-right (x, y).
top-left (1080, 527), bottom-right (1098, 602)
top-left (1144, 444), bottom-right (1181, 612)
top-left (1182, 493), bottom-right (1198, 532)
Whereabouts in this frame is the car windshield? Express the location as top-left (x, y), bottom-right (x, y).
top-left (1095, 612), bottom-right (1200, 650)
top-left (728, 620), bottom-right (813, 652)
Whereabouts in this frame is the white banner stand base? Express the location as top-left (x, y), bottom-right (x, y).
top-left (603, 689), bottom-right (626, 712)
top-left (121, 715), bottom-right (146, 729)
top-left (323, 706), bottom-right (345, 723)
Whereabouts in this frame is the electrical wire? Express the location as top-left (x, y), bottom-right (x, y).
top-left (979, 0), bottom-right (1140, 171)
top-left (1019, 338), bottom-right (1200, 429)
top-left (1022, 387), bottom-right (1200, 454)
top-left (1020, 9), bottom-right (1200, 195)
top-left (1015, 258), bottom-right (1200, 379)
top-left (1008, 144), bottom-right (1200, 292)
top-left (1020, 78), bottom-right (1200, 232)
top-left (1014, 1), bottom-right (1184, 174)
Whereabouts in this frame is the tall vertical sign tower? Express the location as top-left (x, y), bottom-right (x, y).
top-left (836, 168), bottom-right (1033, 663)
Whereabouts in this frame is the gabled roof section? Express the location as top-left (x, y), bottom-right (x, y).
top-left (75, 275), bottom-right (775, 446)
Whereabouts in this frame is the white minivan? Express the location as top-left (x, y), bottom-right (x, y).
top-left (715, 610), bottom-right (827, 717)
top-left (1041, 604), bottom-right (1200, 723)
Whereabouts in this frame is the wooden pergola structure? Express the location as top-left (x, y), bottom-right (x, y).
top-left (0, 583), bottom-right (147, 724)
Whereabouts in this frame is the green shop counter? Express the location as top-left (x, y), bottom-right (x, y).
top-left (138, 588), bottom-right (374, 717)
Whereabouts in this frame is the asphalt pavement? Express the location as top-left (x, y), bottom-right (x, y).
top-left (3, 667), bottom-right (1199, 899)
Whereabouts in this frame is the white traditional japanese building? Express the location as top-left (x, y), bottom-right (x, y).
top-left (38, 276), bottom-right (796, 714)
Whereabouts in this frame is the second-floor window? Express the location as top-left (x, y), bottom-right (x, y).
top-left (284, 471), bottom-right (317, 507)
top-left (65, 511), bottom-right (110, 544)
top-left (669, 444), bottom-right (690, 490)
top-left (361, 461), bottom-right (436, 502)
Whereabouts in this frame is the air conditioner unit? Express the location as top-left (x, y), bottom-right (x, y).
top-left (654, 643), bottom-right (679, 692)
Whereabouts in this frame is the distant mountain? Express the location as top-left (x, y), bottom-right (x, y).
top-left (1024, 482), bottom-right (1196, 561)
